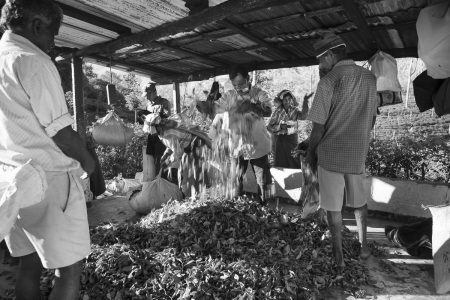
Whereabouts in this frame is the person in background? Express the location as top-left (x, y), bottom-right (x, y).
top-left (214, 65), bottom-right (272, 204)
top-left (0, 0), bottom-right (95, 299)
top-left (142, 82), bottom-right (173, 179)
top-left (268, 90), bottom-right (313, 169)
top-left (306, 32), bottom-right (377, 269)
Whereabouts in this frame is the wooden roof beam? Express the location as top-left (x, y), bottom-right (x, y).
top-left (341, 0), bottom-right (378, 50)
top-left (220, 19), bottom-right (297, 60)
top-left (57, 2), bottom-right (131, 36)
top-left (153, 46), bottom-right (418, 84)
top-left (151, 41), bottom-right (228, 66)
top-left (74, 0), bottom-right (299, 58)
top-left (278, 21), bottom-right (417, 48)
top-left (86, 55), bottom-right (181, 78)
top-left (153, 57), bottom-right (318, 84)
top-left (244, 6), bottom-right (345, 29)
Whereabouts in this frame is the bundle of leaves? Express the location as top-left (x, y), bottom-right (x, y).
top-left (45, 197), bottom-right (369, 300)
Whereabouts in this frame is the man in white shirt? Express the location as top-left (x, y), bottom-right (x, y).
top-left (0, 1), bottom-right (94, 299)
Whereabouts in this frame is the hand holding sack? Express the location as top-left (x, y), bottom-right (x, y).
top-left (369, 51), bottom-right (402, 107)
top-left (92, 111), bottom-right (134, 146)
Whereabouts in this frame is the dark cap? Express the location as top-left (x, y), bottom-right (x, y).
top-left (145, 82), bottom-right (157, 93)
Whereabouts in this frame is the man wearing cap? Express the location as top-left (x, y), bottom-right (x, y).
top-left (306, 32), bottom-right (377, 268)
top-left (142, 83), bottom-right (173, 179)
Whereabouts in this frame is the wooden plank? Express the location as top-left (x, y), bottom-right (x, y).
top-left (71, 56), bottom-right (86, 142)
top-left (57, 2), bottom-right (131, 35)
top-left (74, 0), bottom-right (299, 57)
top-left (87, 55), bottom-right (181, 78)
top-left (220, 19), bottom-right (296, 60)
top-left (341, 0), bottom-right (378, 50)
top-left (368, 177), bottom-right (450, 218)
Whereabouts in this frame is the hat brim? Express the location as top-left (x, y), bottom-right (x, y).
top-left (316, 43), bottom-right (347, 58)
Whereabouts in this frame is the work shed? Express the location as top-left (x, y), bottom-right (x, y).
top-left (0, 0), bottom-right (435, 133)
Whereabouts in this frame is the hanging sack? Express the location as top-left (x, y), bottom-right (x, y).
top-left (369, 51), bottom-right (402, 93)
top-left (429, 205), bottom-right (450, 294)
top-left (129, 175), bottom-right (183, 214)
top-left (92, 110), bottom-right (134, 146)
top-left (413, 70), bottom-right (444, 112)
top-left (417, 2), bottom-right (450, 79)
top-left (369, 51), bottom-right (403, 107)
top-left (432, 78), bottom-right (450, 117)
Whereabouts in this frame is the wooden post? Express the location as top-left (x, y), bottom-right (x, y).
top-left (142, 146), bottom-right (156, 182)
top-left (173, 82), bottom-right (181, 113)
top-left (405, 58), bottom-right (413, 108)
top-left (71, 56), bottom-right (86, 142)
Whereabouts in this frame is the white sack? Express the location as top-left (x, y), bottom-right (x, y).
top-left (417, 2), bottom-right (450, 79)
top-left (92, 110), bottom-right (134, 146)
top-left (129, 177), bottom-right (183, 214)
top-left (369, 51), bottom-right (402, 92)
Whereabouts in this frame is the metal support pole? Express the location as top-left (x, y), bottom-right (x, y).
top-left (173, 82), bottom-right (181, 113)
top-left (71, 56), bottom-right (86, 142)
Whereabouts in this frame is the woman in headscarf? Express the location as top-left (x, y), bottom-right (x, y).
top-left (268, 90), bottom-right (313, 168)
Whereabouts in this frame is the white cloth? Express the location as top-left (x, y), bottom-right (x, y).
top-left (0, 161), bottom-right (47, 241)
top-left (0, 30), bottom-right (79, 171)
top-left (417, 2), bottom-right (450, 79)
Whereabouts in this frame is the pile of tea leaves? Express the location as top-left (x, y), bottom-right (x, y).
top-left (43, 196), bottom-right (370, 299)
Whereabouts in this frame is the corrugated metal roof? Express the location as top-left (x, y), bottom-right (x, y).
top-left (60, 0), bottom-right (188, 30)
top-left (361, 0), bottom-right (428, 16)
top-left (46, 0), bottom-right (429, 82)
top-left (181, 39), bottom-right (236, 54)
top-left (57, 24), bottom-right (113, 48)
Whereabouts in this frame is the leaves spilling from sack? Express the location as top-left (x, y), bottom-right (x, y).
top-left (42, 196), bottom-right (370, 299)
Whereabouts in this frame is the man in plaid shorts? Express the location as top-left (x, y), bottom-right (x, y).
top-left (306, 32), bottom-right (378, 268)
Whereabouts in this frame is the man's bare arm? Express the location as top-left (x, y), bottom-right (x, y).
top-left (306, 122), bottom-right (325, 167)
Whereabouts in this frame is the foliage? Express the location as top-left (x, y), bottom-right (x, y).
top-left (41, 196), bottom-right (369, 299)
top-left (366, 136), bottom-right (450, 183)
top-left (95, 124), bottom-right (147, 179)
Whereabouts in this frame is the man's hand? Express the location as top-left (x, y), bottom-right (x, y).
top-left (303, 92), bottom-right (314, 104)
top-left (305, 150), bottom-right (317, 170)
top-left (234, 100), bottom-right (253, 114)
top-left (52, 126), bottom-right (96, 176)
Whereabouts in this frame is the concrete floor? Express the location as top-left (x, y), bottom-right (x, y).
top-left (0, 195), bottom-right (446, 299)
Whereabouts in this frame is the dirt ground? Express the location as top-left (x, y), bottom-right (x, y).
top-left (0, 195), bottom-right (448, 299)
